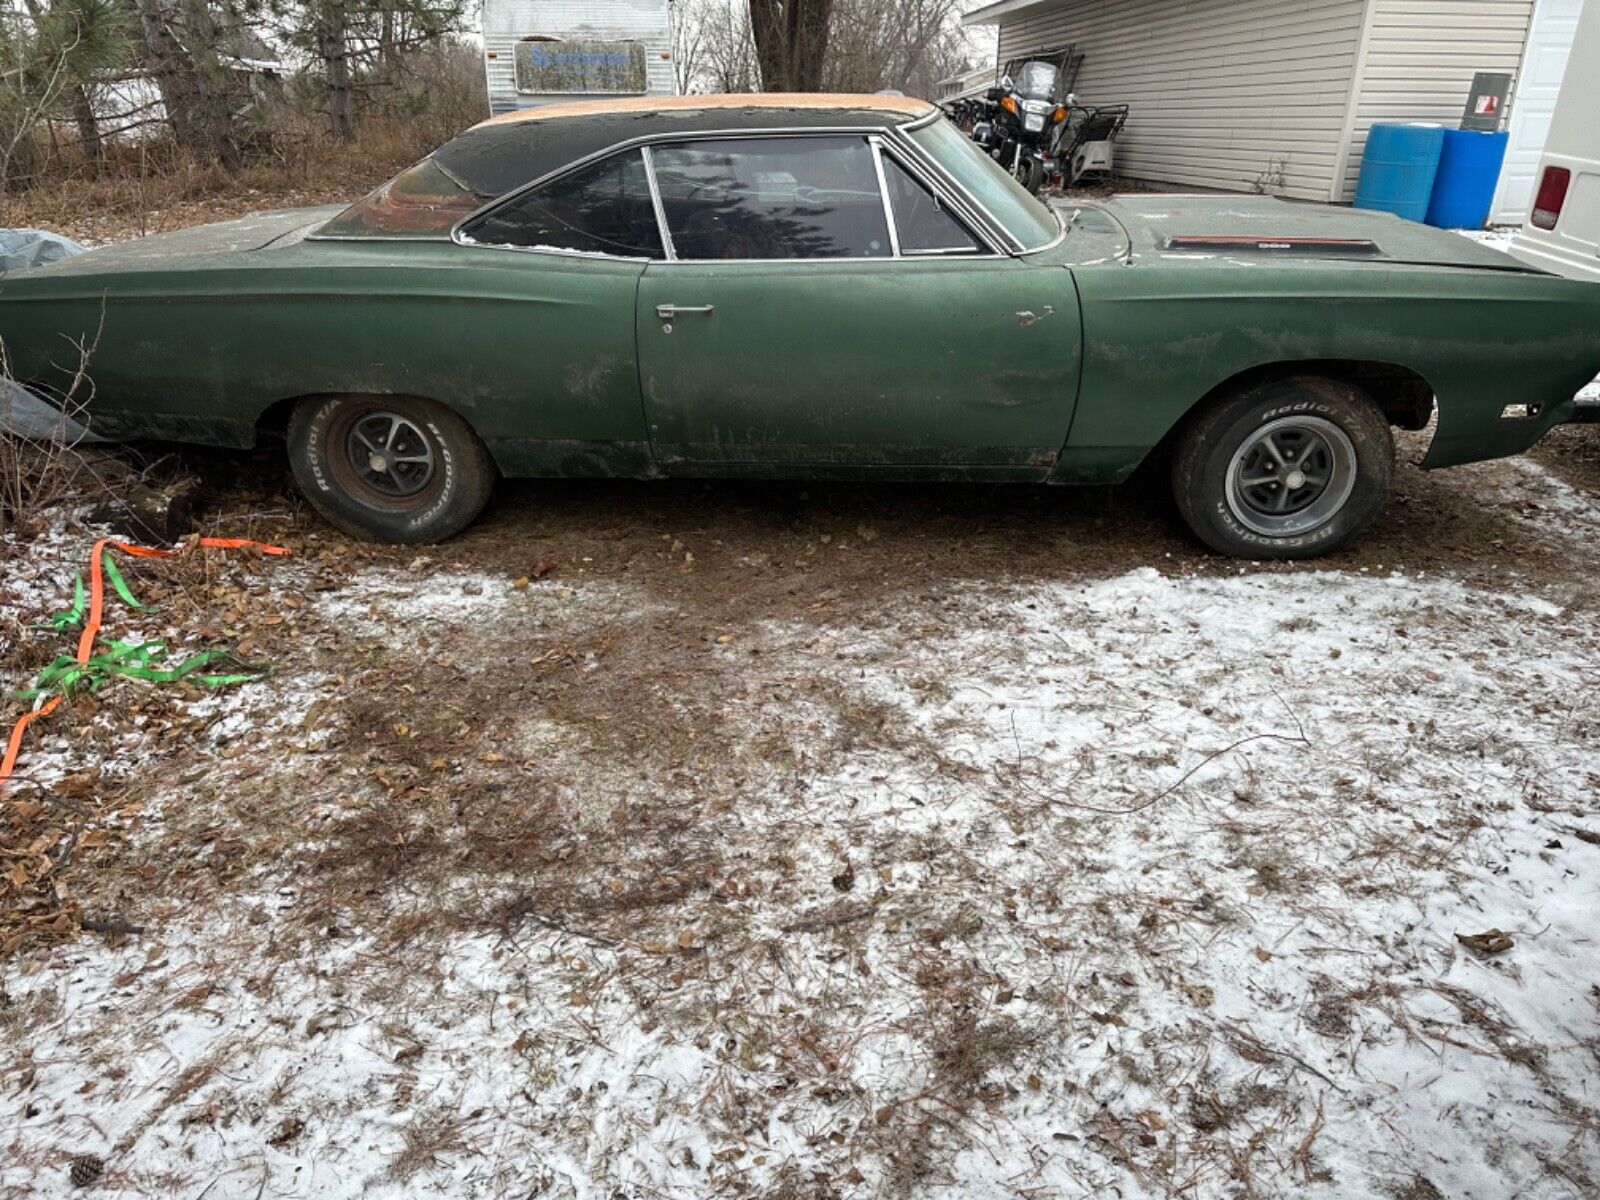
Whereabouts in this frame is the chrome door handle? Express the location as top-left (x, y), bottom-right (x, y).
top-left (656, 304), bottom-right (714, 319)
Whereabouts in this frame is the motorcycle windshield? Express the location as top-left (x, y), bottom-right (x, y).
top-left (1014, 62), bottom-right (1059, 100)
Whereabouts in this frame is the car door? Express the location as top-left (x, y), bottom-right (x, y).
top-left (449, 147), bottom-right (664, 475)
top-left (635, 134), bottom-right (1082, 476)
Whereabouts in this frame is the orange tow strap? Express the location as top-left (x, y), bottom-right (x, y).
top-left (1, 536), bottom-right (291, 788)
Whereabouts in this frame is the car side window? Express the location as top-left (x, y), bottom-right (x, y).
top-left (463, 149), bottom-right (664, 259)
top-left (650, 136), bottom-right (891, 260)
top-left (880, 153), bottom-right (981, 255)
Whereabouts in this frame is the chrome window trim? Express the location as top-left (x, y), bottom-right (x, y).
top-left (1018, 213), bottom-right (1069, 256)
top-left (867, 137), bottom-right (902, 258)
top-left (887, 128), bottom-right (1027, 254)
top-left (873, 138), bottom-right (987, 258)
top-left (891, 119), bottom-right (1063, 254)
top-left (639, 144), bottom-right (677, 261)
top-left (308, 233), bottom-right (456, 244)
top-left (450, 124), bottom-right (1015, 264)
top-left (898, 108), bottom-right (944, 134)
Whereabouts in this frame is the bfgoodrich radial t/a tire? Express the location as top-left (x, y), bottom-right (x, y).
top-left (1172, 377), bottom-right (1394, 559)
top-left (287, 395), bottom-right (496, 543)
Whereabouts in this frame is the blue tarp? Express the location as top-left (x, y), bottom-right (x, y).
top-left (0, 227), bottom-right (85, 273)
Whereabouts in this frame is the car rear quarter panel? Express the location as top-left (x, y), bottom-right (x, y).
top-left (1058, 261), bottom-right (1600, 481)
top-left (1, 241), bottom-right (655, 475)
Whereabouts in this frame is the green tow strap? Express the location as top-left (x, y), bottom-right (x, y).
top-left (16, 642), bottom-right (270, 701)
top-left (37, 551), bottom-right (146, 633)
top-left (19, 554), bottom-right (271, 703)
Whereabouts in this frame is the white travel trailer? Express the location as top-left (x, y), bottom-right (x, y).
top-left (482, 0), bottom-right (677, 117)
top-left (1510, 0), bottom-right (1600, 283)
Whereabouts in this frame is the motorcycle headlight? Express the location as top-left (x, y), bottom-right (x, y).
top-left (1024, 114), bottom-right (1045, 132)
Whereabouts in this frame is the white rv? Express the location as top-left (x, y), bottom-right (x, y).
top-left (482, 0), bottom-right (677, 118)
top-left (1510, 0), bottom-right (1600, 283)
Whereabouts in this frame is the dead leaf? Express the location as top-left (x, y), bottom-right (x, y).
top-left (1181, 982), bottom-right (1214, 1008)
top-left (1456, 928), bottom-right (1513, 955)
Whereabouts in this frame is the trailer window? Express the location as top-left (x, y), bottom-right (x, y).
top-left (461, 150), bottom-right (665, 258)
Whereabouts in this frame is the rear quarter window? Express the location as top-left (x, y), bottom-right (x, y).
top-left (318, 158), bottom-right (487, 239)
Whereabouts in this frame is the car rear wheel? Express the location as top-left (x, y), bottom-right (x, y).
top-left (1172, 377), bottom-right (1393, 559)
top-left (287, 395), bottom-right (496, 543)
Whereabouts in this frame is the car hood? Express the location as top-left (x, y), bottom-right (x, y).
top-left (1089, 194), bottom-right (1541, 273)
top-left (3, 206), bottom-right (345, 279)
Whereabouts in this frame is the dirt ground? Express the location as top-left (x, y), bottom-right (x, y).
top-left (2, 187), bottom-right (1599, 1199)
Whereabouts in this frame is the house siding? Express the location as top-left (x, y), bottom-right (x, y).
top-left (994, 0), bottom-right (1367, 200)
top-left (1337, 0), bottom-right (1537, 200)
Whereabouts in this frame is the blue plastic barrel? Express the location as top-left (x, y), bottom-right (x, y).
top-left (1354, 124), bottom-right (1446, 222)
top-left (1424, 129), bottom-right (1510, 229)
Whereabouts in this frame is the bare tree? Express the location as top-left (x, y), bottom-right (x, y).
top-left (822, 0), bottom-right (972, 98)
top-left (674, 0), bottom-right (972, 98)
top-left (669, 0), bottom-right (707, 94)
top-left (269, 0), bottom-right (470, 141)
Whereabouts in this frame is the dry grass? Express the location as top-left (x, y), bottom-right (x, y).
top-left (0, 117), bottom-right (429, 246)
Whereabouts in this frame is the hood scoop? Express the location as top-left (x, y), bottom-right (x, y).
top-left (1164, 234), bottom-right (1384, 257)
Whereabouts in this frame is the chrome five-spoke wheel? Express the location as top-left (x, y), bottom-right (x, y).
top-left (1224, 415), bottom-right (1357, 537)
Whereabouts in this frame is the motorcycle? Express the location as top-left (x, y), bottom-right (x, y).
top-left (971, 58), bottom-right (1074, 194)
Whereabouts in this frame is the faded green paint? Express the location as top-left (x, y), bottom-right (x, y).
top-left (2, 189), bottom-right (1598, 487)
top-left (636, 255), bottom-right (1080, 475)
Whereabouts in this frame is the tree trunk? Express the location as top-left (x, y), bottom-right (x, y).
top-left (748, 0), bottom-right (834, 92)
top-left (748, 0), bottom-right (789, 91)
top-left (177, 0), bottom-right (245, 168)
top-left (73, 86), bottom-right (104, 179)
top-left (316, 7), bottom-right (355, 141)
top-left (126, 0), bottom-right (206, 151)
top-left (788, 0), bottom-right (832, 91)
top-left (379, 7), bottom-right (401, 76)
top-left (123, 0), bottom-right (245, 169)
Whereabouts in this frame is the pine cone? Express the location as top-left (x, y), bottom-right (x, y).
top-left (69, 1154), bottom-right (104, 1188)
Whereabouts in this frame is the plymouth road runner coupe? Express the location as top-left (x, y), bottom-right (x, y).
top-left (3, 95), bottom-right (1598, 557)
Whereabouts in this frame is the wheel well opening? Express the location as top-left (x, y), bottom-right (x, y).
top-left (1132, 360), bottom-right (1435, 480)
top-left (253, 397), bottom-right (300, 444)
top-left (1189, 360), bottom-right (1436, 432)
top-left (254, 393), bottom-right (479, 446)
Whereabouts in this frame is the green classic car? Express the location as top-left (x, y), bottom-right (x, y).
top-left (3, 94), bottom-right (1598, 556)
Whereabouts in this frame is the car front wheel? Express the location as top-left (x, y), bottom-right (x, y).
top-left (1172, 377), bottom-right (1393, 559)
top-left (287, 395), bottom-right (496, 543)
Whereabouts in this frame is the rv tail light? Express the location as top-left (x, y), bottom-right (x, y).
top-left (1531, 167), bottom-right (1571, 230)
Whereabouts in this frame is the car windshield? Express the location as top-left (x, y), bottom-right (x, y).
top-left (1013, 61), bottom-right (1059, 101)
top-left (909, 118), bottom-right (1060, 250)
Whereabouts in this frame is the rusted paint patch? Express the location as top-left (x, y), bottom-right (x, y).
top-left (1016, 305), bottom-right (1055, 328)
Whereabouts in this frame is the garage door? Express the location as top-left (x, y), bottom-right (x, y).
top-left (1491, 0), bottom-right (1583, 224)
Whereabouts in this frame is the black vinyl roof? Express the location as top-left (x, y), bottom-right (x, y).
top-left (434, 96), bottom-right (934, 199)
